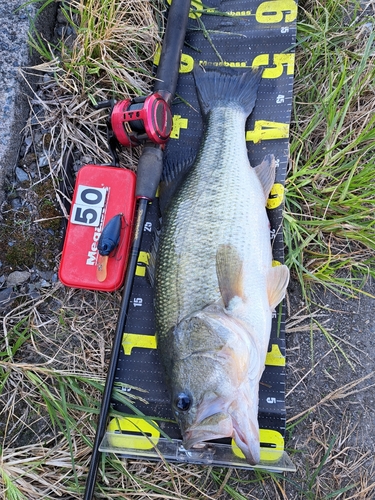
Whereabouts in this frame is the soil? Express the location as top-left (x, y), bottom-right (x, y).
top-left (283, 277), bottom-right (375, 497)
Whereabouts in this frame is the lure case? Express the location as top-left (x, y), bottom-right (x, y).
top-left (59, 165), bottom-right (136, 292)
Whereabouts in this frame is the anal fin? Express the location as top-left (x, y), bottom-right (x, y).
top-left (254, 154), bottom-right (276, 201)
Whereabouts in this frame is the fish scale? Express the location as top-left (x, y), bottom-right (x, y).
top-left (156, 106), bottom-right (270, 339)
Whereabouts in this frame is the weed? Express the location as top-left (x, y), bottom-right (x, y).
top-left (286, 0), bottom-right (375, 299)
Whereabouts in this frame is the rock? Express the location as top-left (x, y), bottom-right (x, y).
top-left (39, 279), bottom-right (51, 288)
top-left (38, 270), bottom-right (53, 281)
top-left (38, 155), bottom-right (49, 167)
top-left (6, 270), bottom-right (31, 286)
top-left (15, 167), bottom-right (29, 182)
top-left (0, 287), bottom-right (15, 310)
top-left (0, 0), bottom-right (57, 206)
top-left (10, 197), bottom-right (22, 209)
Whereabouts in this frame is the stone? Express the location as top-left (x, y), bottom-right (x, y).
top-left (0, 0), bottom-right (57, 206)
top-left (6, 270), bottom-right (31, 286)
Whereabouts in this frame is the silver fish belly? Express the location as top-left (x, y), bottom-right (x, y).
top-left (155, 67), bottom-right (289, 465)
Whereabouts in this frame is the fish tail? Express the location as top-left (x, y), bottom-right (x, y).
top-left (193, 66), bottom-right (263, 117)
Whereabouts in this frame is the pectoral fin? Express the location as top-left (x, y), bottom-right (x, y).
top-left (267, 264), bottom-right (289, 310)
top-left (216, 244), bottom-right (245, 310)
top-left (230, 394), bottom-right (261, 465)
top-left (254, 154), bottom-right (276, 200)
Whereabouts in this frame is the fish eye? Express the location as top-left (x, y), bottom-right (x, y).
top-left (174, 392), bottom-right (191, 412)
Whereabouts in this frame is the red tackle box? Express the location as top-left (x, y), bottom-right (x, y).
top-left (59, 164), bottom-right (136, 292)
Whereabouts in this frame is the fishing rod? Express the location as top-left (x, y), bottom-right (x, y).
top-left (83, 2), bottom-right (191, 499)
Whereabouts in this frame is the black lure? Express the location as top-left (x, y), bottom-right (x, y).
top-left (98, 213), bottom-right (123, 256)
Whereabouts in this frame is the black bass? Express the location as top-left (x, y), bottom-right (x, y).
top-left (154, 67), bottom-right (289, 465)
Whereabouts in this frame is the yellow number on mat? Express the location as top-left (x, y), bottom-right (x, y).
top-left (246, 121), bottom-right (289, 144)
top-left (122, 333), bottom-right (157, 355)
top-left (167, 0), bottom-right (204, 19)
top-left (180, 53), bottom-right (195, 73)
top-left (171, 115), bottom-right (189, 139)
top-left (265, 344), bottom-right (286, 366)
top-left (266, 183), bottom-right (285, 209)
top-left (256, 0), bottom-right (297, 23)
top-left (232, 429), bottom-right (284, 462)
top-left (108, 417), bottom-right (160, 450)
top-left (252, 53), bottom-right (295, 78)
top-left (135, 251), bottom-right (150, 277)
top-left (154, 47), bottom-right (194, 74)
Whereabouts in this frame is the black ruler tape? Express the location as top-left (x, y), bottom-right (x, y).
top-left (110, 0), bottom-right (297, 467)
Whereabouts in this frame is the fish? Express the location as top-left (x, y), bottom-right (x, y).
top-left (154, 66), bottom-right (289, 465)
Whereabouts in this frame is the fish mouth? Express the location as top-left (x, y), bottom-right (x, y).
top-left (182, 412), bottom-right (233, 450)
top-left (182, 411), bottom-right (260, 466)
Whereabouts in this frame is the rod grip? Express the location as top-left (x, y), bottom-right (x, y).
top-left (135, 144), bottom-right (164, 199)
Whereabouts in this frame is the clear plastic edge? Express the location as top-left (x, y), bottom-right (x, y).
top-left (99, 432), bottom-right (296, 472)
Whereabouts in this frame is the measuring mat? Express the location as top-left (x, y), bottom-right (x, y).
top-left (101, 0), bottom-right (298, 471)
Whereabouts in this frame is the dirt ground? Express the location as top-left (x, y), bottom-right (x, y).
top-left (282, 274), bottom-right (375, 497)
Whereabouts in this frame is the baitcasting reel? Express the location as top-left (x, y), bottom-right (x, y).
top-left (97, 93), bottom-right (173, 164)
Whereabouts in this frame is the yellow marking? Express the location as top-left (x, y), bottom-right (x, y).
top-left (154, 48), bottom-right (194, 74)
top-left (200, 60), bottom-right (247, 69)
top-left (180, 53), bottom-right (194, 73)
top-left (232, 429), bottom-right (284, 462)
top-left (246, 120), bottom-right (289, 144)
top-left (256, 0), bottom-right (297, 24)
top-left (252, 53), bottom-right (295, 78)
top-left (171, 115), bottom-right (189, 139)
top-left (167, 0), bottom-right (254, 18)
top-left (135, 251), bottom-right (150, 277)
top-left (107, 417), bottom-right (160, 450)
top-left (266, 183), bottom-right (285, 209)
top-left (226, 10), bottom-right (252, 16)
top-left (265, 344), bottom-right (286, 366)
top-left (167, 0), bottom-right (204, 19)
top-left (189, 0), bottom-right (205, 18)
top-left (153, 44), bottom-right (161, 66)
top-left (122, 333), bottom-right (156, 355)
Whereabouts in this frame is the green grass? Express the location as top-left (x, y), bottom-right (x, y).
top-left (29, 0), bottom-right (162, 100)
top-left (286, 0), bottom-right (375, 300)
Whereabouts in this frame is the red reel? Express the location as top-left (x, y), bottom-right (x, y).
top-left (111, 93), bottom-right (172, 147)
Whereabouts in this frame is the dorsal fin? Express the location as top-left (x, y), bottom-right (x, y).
top-left (160, 148), bottom-right (196, 214)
